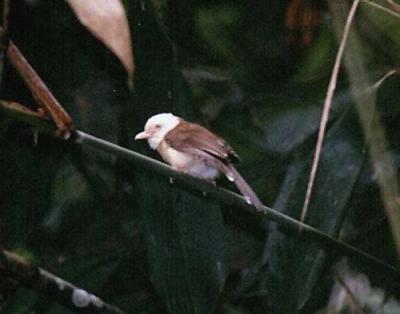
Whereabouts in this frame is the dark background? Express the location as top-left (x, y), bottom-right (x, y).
top-left (1, 0), bottom-right (400, 313)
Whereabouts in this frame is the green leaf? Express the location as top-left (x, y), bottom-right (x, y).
top-left (263, 107), bottom-right (366, 313)
top-left (252, 92), bottom-right (348, 155)
top-left (137, 175), bottom-right (225, 314)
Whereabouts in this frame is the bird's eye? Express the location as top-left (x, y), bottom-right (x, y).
top-left (155, 124), bottom-right (161, 129)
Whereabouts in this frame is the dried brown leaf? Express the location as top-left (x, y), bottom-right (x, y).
top-left (67, 0), bottom-right (134, 88)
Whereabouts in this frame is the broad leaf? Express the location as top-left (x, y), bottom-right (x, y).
top-left (263, 107), bottom-right (366, 313)
top-left (137, 175), bottom-right (225, 314)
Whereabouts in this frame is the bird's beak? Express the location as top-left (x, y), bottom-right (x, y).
top-left (135, 130), bottom-right (151, 140)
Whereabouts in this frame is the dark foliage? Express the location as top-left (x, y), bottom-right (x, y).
top-left (1, 0), bottom-right (400, 313)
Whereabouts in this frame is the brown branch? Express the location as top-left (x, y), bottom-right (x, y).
top-left (299, 0), bottom-right (361, 226)
top-left (5, 40), bottom-right (74, 139)
top-left (0, 3), bottom-right (73, 137)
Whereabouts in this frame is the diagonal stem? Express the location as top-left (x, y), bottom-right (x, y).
top-left (361, 0), bottom-right (400, 19)
top-left (300, 0), bottom-right (361, 226)
top-left (5, 41), bottom-right (74, 138)
top-left (1, 100), bottom-right (400, 284)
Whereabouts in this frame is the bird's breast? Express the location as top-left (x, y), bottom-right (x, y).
top-left (157, 141), bottom-right (219, 180)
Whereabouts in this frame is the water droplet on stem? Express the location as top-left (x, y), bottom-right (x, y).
top-left (244, 196), bottom-right (252, 205)
top-left (226, 173), bottom-right (235, 182)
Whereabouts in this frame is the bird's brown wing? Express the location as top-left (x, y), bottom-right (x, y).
top-left (164, 121), bottom-right (239, 164)
top-left (166, 121), bottom-right (264, 212)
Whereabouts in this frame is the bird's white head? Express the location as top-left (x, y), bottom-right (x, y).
top-left (135, 113), bottom-right (181, 149)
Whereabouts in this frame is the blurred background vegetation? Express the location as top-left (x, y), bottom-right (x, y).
top-left (1, 0), bottom-right (400, 313)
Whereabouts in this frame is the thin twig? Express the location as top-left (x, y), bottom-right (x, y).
top-left (0, 250), bottom-right (125, 313)
top-left (372, 69), bottom-right (399, 90)
top-left (1, 100), bottom-right (400, 282)
top-left (361, 0), bottom-right (400, 19)
top-left (300, 0), bottom-right (361, 226)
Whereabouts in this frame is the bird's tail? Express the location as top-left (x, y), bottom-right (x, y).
top-left (223, 163), bottom-right (264, 212)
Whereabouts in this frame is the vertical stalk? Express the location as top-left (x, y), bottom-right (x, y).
top-left (329, 0), bottom-right (400, 259)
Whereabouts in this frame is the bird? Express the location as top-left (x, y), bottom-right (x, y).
top-left (135, 113), bottom-right (264, 212)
